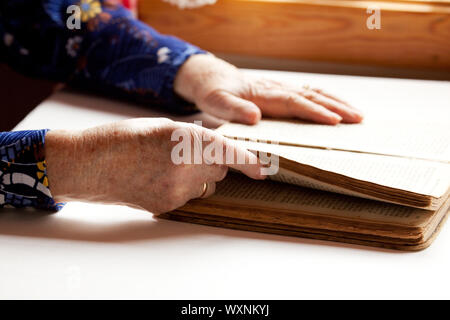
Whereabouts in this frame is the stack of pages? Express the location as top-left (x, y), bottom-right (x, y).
top-left (161, 112), bottom-right (450, 251)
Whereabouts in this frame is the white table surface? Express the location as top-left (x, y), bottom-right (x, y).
top-left (1, 69), bottom-right (450, 299)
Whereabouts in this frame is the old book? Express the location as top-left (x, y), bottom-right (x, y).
top-left (160, 112), bottom-right (450, 250)
top-left (216, 118), bottom-right (450, 210)
top-left (161, 173), bottom-right (450, 251)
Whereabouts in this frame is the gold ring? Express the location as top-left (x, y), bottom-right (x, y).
top-left (199, 182), bottom-right (208, 198)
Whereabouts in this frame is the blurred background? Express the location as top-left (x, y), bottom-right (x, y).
top-left (1, 0), bottom-right (449, 131)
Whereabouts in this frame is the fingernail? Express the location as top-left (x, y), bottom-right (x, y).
top-left (258, 173), bottom-right (267, 180)
top-left (349, 110), bottom-right (364, 122)
top-left (330, 114), bottom-right (342, 124)
top-left (354, 110), bottom-right (364, 120)
top-left (255, 167), bottom-right (267, 179)
top-left (247, 110), bottom-right (262, 124)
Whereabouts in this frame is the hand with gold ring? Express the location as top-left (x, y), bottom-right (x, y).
top-left (199, 182), bottom-right (212, 199)
top-left (45, 118), bottom-right (266, 215)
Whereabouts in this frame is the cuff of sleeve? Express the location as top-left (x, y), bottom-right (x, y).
top-left (0, 129), bottom-right (65, 212)
top-left (159, 45), bottom-right (208, 114)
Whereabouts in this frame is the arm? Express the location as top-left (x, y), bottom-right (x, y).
top-left (1, 0), bottom-right (363, 124)
top-left (1, 120), bottom-right (265, 213)
top-left (0, 0), bottom-right (205, 113)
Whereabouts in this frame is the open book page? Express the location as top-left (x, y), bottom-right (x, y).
top-left (236, 140), bottom-right (450, 198)
top-left (195, 173), bottom-right (434, 228)
top-left (274, 167), bottom-right (387, 201)
top-left (217, 117), bottom-right (450, 163)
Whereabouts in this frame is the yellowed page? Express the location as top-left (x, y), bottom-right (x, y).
top-left (236, 140), bottom-right (450, 199)
top-left (274, 167), bottom-right (387, 201)
top-left (209, 174), bottom-right (434, 227)
top-left (217, 118), bottom-right (450, 163)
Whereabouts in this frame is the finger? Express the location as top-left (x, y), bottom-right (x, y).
top-left (286, 93), bottom-right (343, 124)
top-left (189, 181), bottom-right (216, 199)
top-left (221, 137), bottom-right (267, 180)
top-left (197, 163), bottom-right (229, 183)
top-left (301, 90), bottom-right (363, 123)
top-left (199, 90), bottom-right (261, 124)
top-left (251, 88), bottom-right (342, 125)
top-left (201, 182), bottom-right (216, 198)
top-left (311, 88), bottom-right (359, 111)
top-left (200, 129), bottom-right (266, 180)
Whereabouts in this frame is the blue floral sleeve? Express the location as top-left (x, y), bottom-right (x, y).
top-left (0, 0), bottom-right (206, 112)
top-left (0, 130), bottom-right (62, 211)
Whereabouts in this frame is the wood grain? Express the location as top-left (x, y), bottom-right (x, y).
top-left (139, 0), bottom-right (450, 70)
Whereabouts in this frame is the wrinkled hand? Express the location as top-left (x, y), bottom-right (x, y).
top-left (174, 54), bottom-right (363, 125)
top-left (45, 118), bottom-right (265, 214)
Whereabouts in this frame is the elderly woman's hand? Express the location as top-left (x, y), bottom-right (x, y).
top-left (45, 118), bottom-right (265, 214)
top-left (174, 54), bottom-right (363, 125)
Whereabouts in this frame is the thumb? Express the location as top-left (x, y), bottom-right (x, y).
top-left (199, 90), bottom-right (262, 124)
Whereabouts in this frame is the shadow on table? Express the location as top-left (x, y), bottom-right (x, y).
top-left (0, 207), bottom-right (405, 254)
top-left (50, 88), bottom-right (226, 129)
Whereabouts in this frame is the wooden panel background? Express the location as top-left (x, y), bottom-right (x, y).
top-left (139, 0), bottom-right (450, 70)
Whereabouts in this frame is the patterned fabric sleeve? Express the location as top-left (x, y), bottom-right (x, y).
top-left (0, 0), bottom-right (206, 113)
top-left (0, 130), bottom-right (62, 211)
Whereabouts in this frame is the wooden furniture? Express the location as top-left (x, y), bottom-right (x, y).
top-left (139, 0), bottom-right (450, 71)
